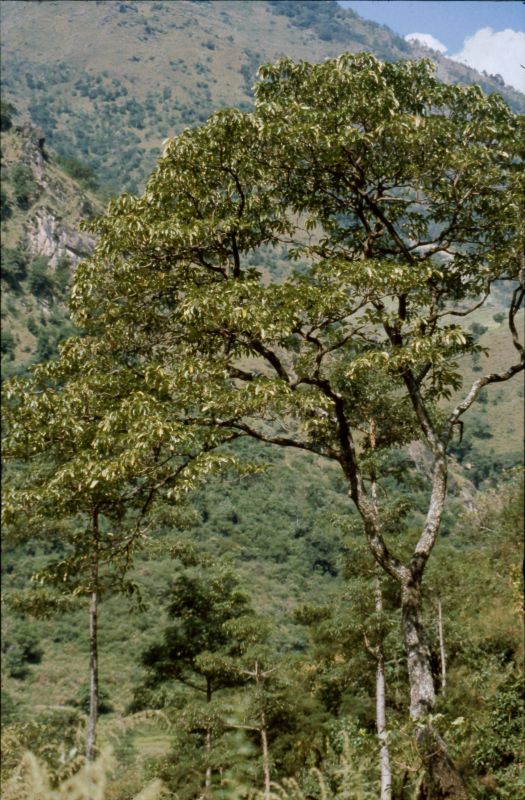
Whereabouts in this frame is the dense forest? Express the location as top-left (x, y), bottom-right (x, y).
top-left (1, 3), bottom-right (524, 800)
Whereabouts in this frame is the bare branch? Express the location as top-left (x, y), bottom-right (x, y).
top-left (444, 359), bottom-right (525, 442)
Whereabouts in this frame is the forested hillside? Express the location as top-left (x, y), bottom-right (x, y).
top-left (1, 0), bottom-right (523, 194)
top-left (1, 3), bottom-right (524, 800)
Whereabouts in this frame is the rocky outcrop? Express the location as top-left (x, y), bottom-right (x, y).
top-left (15, 123), bottom-right (48, 183)
top-left (26, 208), bottom-right (95, 269)
top-left (8, 123), bottom-right (99, 268)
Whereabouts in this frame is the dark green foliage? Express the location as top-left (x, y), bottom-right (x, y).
top-left (135, 560), bottom-right (262, 698)
top-left (1, 328), bottom-right (17, 360)
top-left (1, 246), bottom-right (29, 289)
top-left (54, 254), bottom-right (72, 295)
top-left (469, 672), bottom-right (523, 790)
top-left (267, 0), bottom-right (365, 44)
top-left (36, 327), bottom-right (54, 362)
top-left (10, 163), bottom-right (37, 209)
top-left (1, 619), bottom-right (43, 679)
top-left (0, 185), bottom-right (11, 221)
top-left (56, 155), bottom-right (99, 191)
top-left (0, 688), bottom-right (17, 725)
top-left (469, 322), bottom-right (489, 339)
top-left (0, 98), bottom-right (16, 131)
top-left (69, 684), bottom-right (114, 715)
top-left (28, 255), bottom-right (54, 299)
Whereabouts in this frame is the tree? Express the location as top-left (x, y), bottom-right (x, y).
top-left (0, 99), bottom-right (15, 131)
top-left (11, 53), bottom-right (524, 795)
top-left (10, 163), bottom-right (37, 209)
top-left (2, 344), bottom-right (243, 761)
top-left (131, 549), bottom-right (267, 796)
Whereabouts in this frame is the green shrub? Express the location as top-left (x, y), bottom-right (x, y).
top-left (0, 689), bottom-right (17, 725)
top-left (1, 246), bottom-right (29, 288)
top-left (28, 256), bottom-right (54, 299)
top-left (1, 185), bottom-right (11, 220)
top-left (472, 672), bottom-right (525, 796)
top-left (0, 98), bottom-right (15, 131)
top-left (469, 321), bottom-right (488, 339)
top-left (54, 254), bottom-right (72, 294)
top-left (10, 164), bottom-right (37, 209)
top-left (69, 684), bottom-right (114, 715)
top-left (36, 329), bottom-right (54, 362)
top-left (1, 620), bottom-right (43, 679)
top-left (56, 155), bottom-right (99, 191)
top-left (1, 748), bottom-right (166, 800)
top-left (1, 328), bottom-right (17, 360)
top-left (26, 316), bottom-right (39, 336)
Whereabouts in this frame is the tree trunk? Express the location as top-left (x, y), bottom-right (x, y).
top-left (375, 586), bottom-right (392, 800)
top-left (86, 508), bottom-right (100, 763)
top-left (401, 580), bottom-right (435, 720)
top-left (85, 586), bottom-right (98, 762)
top-left (401, 580), bottom-right (468, 799)
top-left (260, 709), bottom-right (271, 800)
top-left (205, 678), bottom-right (212, 796)
top-left (367, 440), bottom-right (393, 800)
top-left (437, 599), bottom-right (446, 696)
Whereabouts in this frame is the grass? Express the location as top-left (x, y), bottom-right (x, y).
top-left (454, 307), bottom-right (524, 458)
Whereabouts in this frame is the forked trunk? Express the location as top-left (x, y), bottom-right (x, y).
top-left (402, 580), bottom-right (467, 799)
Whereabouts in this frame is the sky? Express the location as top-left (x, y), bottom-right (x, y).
top-left (337, 1), bottom-right (525, 92)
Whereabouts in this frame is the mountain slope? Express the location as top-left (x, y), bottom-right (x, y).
top-left (1, 0), bottom-right (523, 194)
top-left (1, 110), bottom-right (100, 377)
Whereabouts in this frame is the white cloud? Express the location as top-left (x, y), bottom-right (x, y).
top-left (450, 27), bottom-right (525, 93)
top-left (405, 32), bottom-right (448, 54)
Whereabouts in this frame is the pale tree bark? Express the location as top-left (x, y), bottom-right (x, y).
top-left (368, 422), bottom-right (392, 800)
top-left (437, 599), bottom-right (447, 696)
top-left (374, 585), bottom-right (392, 800)
top-left (260, 708), bottom-right (271, 800)
top-left (353, 424), bottom-right (468, 798)
top-left (231, 286), bottom-right (523, 798)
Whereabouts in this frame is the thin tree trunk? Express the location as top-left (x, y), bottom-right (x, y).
top-left (85, 585), bottom-right (99, 761)
top-left (205, 678), bottom-right (212, 796)
top-left (368, 423), bottom-right (392, 800)
top-left (375, 585), bottom-right (392, 800)
top-left (86, 508), bottom-right (99, 762)
top-left (260, 709), bottom-right (271, 800)
top-left (205, 729), bottom-right (212, 793)
top-left (437, 598), bottom-right (446, 696)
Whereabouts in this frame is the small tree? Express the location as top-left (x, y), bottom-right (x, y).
top-left (10, 163), bottom-right (37, 209)
top-left (2, 343), bottom-right (243, 761)
top-left (131, 550), bottom-right (266, 796)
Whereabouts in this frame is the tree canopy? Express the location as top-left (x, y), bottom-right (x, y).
top-left (2, 52), bottom-right (523, 798)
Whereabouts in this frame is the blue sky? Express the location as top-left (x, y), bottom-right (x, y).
top-left (337, 1), bottom-right (525, 91)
